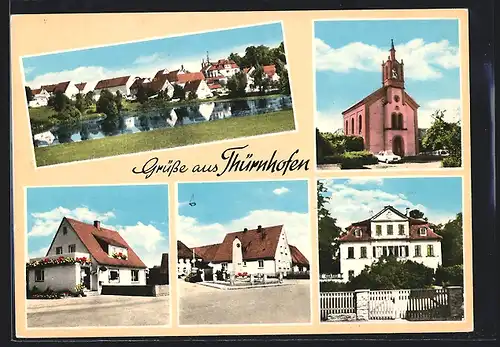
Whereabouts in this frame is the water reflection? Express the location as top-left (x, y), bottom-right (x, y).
top-left (37, 95), bottom-right (292, 147)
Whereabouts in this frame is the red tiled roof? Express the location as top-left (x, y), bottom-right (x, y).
top-left (94, 76), bottom-right (131, 90)
top-left (289, 245), bottom-right (309, 266)
top-left (342, 86), bottom-right (419, 115)
top-left (31, 88), bottom-right (41, 95)
top-left (211, 225), bottom-right (284, 262)
top-left (163, 70), bottom-right (205, 84)
top-left (64, 217), bottom-right (147, 268)
top-left (263, 65), bottom-right (277, 77)
top-left (40, 83), bottom-right (58, 93)
top-left (74, 82), bottom-right (87, 91)
top-left (183, 79), bottom-right (203, 94)
top-left (209, 84), bottom-right (222, 90)
top-left (192, 243), bottom-right (220, 262)
top-left (53, 81), bottom-right (71, 93)
top-left (143, 74), bottom-right (172, 93)
top-left (177, 240), bottom-right (196, 259)
top-left (339, 206), bottom-right (442, 242)
top-left (205, 59), bottom-right (239, 72)
top-left (130, 77), bottom-right (146, 90)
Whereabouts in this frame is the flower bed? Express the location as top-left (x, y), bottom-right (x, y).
top-left (26, 256), bottom-right (91, 269)
top-left (112, 252), bottom-right (127, 260)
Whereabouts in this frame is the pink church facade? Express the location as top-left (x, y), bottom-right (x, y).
top-left (342, 40), bottom-right (420, 157)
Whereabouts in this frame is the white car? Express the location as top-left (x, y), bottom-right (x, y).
top-left (433, 149), bottom-right (450, 157)
top-left (375, 150), bottom-right (402, 163)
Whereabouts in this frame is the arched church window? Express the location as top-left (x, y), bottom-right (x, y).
top-left (345, 120), bottom-right (348, 134)
top-left (391, 112), bottom-right (398, 129)
top-left (358, 115), bottom-right (362, 134)
top-left (351, 118), bottom-right (355, 134)
top-left (398, 113), bottom-right (403, 129)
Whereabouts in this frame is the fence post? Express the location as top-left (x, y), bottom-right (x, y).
top-left (355, 289), bottom-right (370, 321)
top-left (447, 286), bottom-right (464, 319)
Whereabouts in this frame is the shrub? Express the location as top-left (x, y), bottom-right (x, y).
top-left (435, 265), bottom-right (463, 286)
top-left (340, 151), bottom-right (378, 169)
top-left (344, 136), bottom-right (364, 152)
top-left (285, 272), bottom-right (310, 279)
top-left (320, 281), bottom-right (348, 292)
top-left (442, 156), bottom-right (462, 167)
top-left (322, 155), bottom-right (343, 164)
top-left (184, 271), bottom-right (203, 283)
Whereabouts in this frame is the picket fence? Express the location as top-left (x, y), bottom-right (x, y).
top-left (320, 288), bottom-right (450, 321)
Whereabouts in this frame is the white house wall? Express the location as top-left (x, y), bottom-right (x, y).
top-left (47, 219), bottom-right (89, 257)
top-left (97, 267), bottom-right (146, 286)
top-left (28, 264), bottom-right (80, 292)
top-left (274, 227), bottom-right (292, 273)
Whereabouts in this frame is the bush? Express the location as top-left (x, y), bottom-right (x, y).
top-left (344, 136), bottom-right (364, 152)
top-left (442, 156), bottom-right (462, 167)
top-left (321, 154), bottom-right (343, 164)
top-left (184, 271), bottom-right (203, 283)
top-left (320, 281), bottom-right (348, 292)
top-left (285, 272), bottom-right (310, 279)
top-left (435, 265), bottom-right (463, 286)
top-left (340, 151), bottom-right (378, 169)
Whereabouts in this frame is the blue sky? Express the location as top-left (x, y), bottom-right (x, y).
top-left (26, 184), bottom-right (170, 267)
top-left (177, 180), bottom-right (312, 260)
top-left (23, 22), bottom-right (284, 90)
top-left (314, 19), bottom-right (462, 131)
top-left (319, 177), bottom-right (462, 229)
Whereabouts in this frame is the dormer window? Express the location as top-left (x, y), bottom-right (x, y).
top-left (419, 227), bottom-right (427, 236)
top-left (354, 228), bottom-right (362, 237)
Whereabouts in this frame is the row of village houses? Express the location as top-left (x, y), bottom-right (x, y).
top-left (28, 57), bottom-right (281, 108)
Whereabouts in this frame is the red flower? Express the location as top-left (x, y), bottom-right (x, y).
top-left (43, 258), bottom-right (49, 262)
top-left (80, 257), bottom-right (87, 262)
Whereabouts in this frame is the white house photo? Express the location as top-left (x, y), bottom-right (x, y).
top-left (26, 217), bottom-right (148, 295)
top-left (339, 205), bottom-right (443, 281)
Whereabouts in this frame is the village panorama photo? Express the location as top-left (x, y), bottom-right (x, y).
top-left (24, 184), bottom-right (170, 328)
top-left (176, 180), bottom-right (311, 325)
top-left (317, 177), bottom-right (465, 323)
top-left (314, 19), bottom-right (463, 171)
top-left (22, 21), bottom-right (295, 167)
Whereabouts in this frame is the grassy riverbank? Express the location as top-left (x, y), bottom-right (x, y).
top-left (34, 109), bottom-right (295, 167)
top-left (29, 106), bottom-right (105, 123)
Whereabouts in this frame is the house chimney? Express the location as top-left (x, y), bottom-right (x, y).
top-left (243, 228), bottom-right (248, 232)
top-left (257, 225), bottom-right (262, 232)
top-left (405, 207), bottom-right (410, 216)
top-left (94, 220), bottom-right (101, 230)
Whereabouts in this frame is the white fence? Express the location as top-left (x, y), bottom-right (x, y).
top-left (321, 288), bottom-right (452, 321)
top-left (320, 291), bottom-right (355, 320)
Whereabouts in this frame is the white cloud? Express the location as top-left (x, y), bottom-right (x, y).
top-left (316, 110), bottom-right (344, 133)
top-left (345, 178), bottom-right (384, 186)
top-left (315, 38), bottom-right (459, 81)
top-left (24, 66), bottom-right (35, 74)
top-left (273, 187), bottom-right (290, 195)
top-left (28, 247), bottom-right (49, 261)
top-left (418, 98), bottom-right (461, 129)
top-left (320, 179), bottom-right (457, 230)
top-left (178, 209), bottom-right (312, 262)
top-left (25, 41), bottom-right (281, 90)
top-left (28, 207), bottom-right (168, 267)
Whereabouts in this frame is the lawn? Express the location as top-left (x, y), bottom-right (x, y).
top-left (34, 109), bottom-right (295, 167)
top-left (29, 106), bottom-right (104, 123)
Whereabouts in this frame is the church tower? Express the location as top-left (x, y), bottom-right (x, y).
top-left (381, 39), bottom-right (405, 89)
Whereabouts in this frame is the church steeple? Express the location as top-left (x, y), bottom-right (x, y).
top-left (382, 39), bottom-right (404, 88)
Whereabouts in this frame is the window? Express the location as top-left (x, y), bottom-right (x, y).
top-left (427, 245), bottom-right (434, 257)
top-left (419, 227), bottom-right (427, 236)
top-left (358, 115), bottom-right (362, 134)
top-left (354, 228), bottom-right (362, 237)
top-left (398, 113), bottom-right (403, 129)
top-left (372, 247), bottom-right (376, 258)
top-left (68, 244), bottom-right (76, 253)
top-left (387, 225), bottom-right (394, 235)
top-left (131, 270), bottom-right (139, 282)
top-left (62, 227), bottom-right (68, 235)
top-left (56, 246), bottom-right (63, 255)
top-left (351, 118), bottom-right (355, 134)
top-left (398, 224), bottom-right (405, 235)
top-left (360, 247), bottom-right (367, 258)
top-left (376, 225), bottom-right (382, 236)
top-left (383, 246), bottom-right (388, 257)
top-left (414, 245), bottom-right (421, 257)
top-left (405, 246), bottom-right (409, 257)
top-left (109, 269), bottom-right (120, 282)
top-left (345, 120), bottom-right (348, 134)
top-left (391, 112), bottom-right (398, 129)
top-left (348, 270), bottom-right (354, 279)
top-left (35, 269), bottom-right (44, 282)
top-left (388, 246), bottom-right (394, 256)
top-left (347, 247), bottom-right (354, 259)
top-left (243, 261), bottom-right (247, 267)
top-left (258, 260), bottom-right (264, 268)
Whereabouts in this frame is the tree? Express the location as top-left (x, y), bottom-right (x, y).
top-left (226, 71), bottom-right (247, 97)
top-left (48, 91), bottom-right (71, 112)
top-left (187, 91), bottom-right (198, 101)
top-left (172, 84), bottom-right (186, 101)
top-left (49, 105), bottom-right (82, 123)
top-left (74, 93), bottom-right (86, 113)
top-left (114, 91), bottom-right (123, 113)
top-left (25, 86), bottom-right (33, 103)
top-left (422, 110), bottom-right (462, 165)
top-left (434, 212), bottom-right (463, 267)
top-left (409, 209), bottom-right (427, 221)
top-left (279, 68), bottom-right (291, 96)
top-left (96, 89), bottom-right (118, 117)
top-left (136, 85), bottom-right (149, 104)
top-left (251, 65), bottom-right (266, 93)
top-left (317, 180), bottom-right (343, 274)
top-left (84, 91), bottom-right (95, 106)
top-left (346, 256), bottom-right (435, 290)
top-left (228, 52), bottom-right (243, 67)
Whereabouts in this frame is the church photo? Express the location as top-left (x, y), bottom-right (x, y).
top-left (314, 19), bottom-right (464, 170)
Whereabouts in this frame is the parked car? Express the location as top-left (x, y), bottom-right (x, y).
top-left (433, 149), bottom-right (450, 157)
top-left (375, 150), bottom-right (402, 163)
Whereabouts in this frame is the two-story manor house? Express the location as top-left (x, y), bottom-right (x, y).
top-left (338, 206), bottom-right (442, 281)
top-left (341, 40), bottom-right (420, 157)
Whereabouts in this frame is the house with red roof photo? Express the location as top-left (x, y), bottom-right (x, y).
top-left (243, 64), bottom-right (281, 93)
top-left (338, 205), bottom-right (443, 281)
top-left (177, 224), bottom-right (310, 280)
top-left (93, 75), bottom-right (136, 101)
top-left (26, 217), bottom-right (148, 295)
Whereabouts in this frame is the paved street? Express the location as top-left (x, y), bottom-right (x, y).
top-left (318, 160), bottom-right (442, 171)
top-left (27, 294), bottom-right (170, 327)
top-left (179, 280), bottom-right (311, 325)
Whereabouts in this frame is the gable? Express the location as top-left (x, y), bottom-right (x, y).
top-left (370, 206), bottom-right (408, 222)
top-left (46, 219), bottom-right (90, 256)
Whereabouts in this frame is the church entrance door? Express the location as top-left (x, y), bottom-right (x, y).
top-left (392, 136), bottom-right (404, 156)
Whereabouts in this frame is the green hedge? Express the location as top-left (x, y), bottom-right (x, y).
top-left (340, 151), bottom-right (378, 169)
top-left (435, 265), bottom-right (463, 286)
top-left (320, 281), bottom-right (348, 292)
top-left (442, 156), bottom-right (462, 167)
top-left (322, 155), bottom-right (343, 164)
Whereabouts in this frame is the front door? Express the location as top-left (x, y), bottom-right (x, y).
top-left (392, 136), bottom-right (404, 157)
top-left (83, 267), bottom-right (91, 289)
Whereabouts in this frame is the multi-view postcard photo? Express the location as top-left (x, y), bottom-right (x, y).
top-left (176, 180), bottom-right (312, 325)
top-left (314, 19), bottom-right (463, 170)
top-left (317, 177), bottom-right (465, 322)
top-left (25, 184), bottom-right (170, 328)
top-left (22, 21), bottom-right (295, 168)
